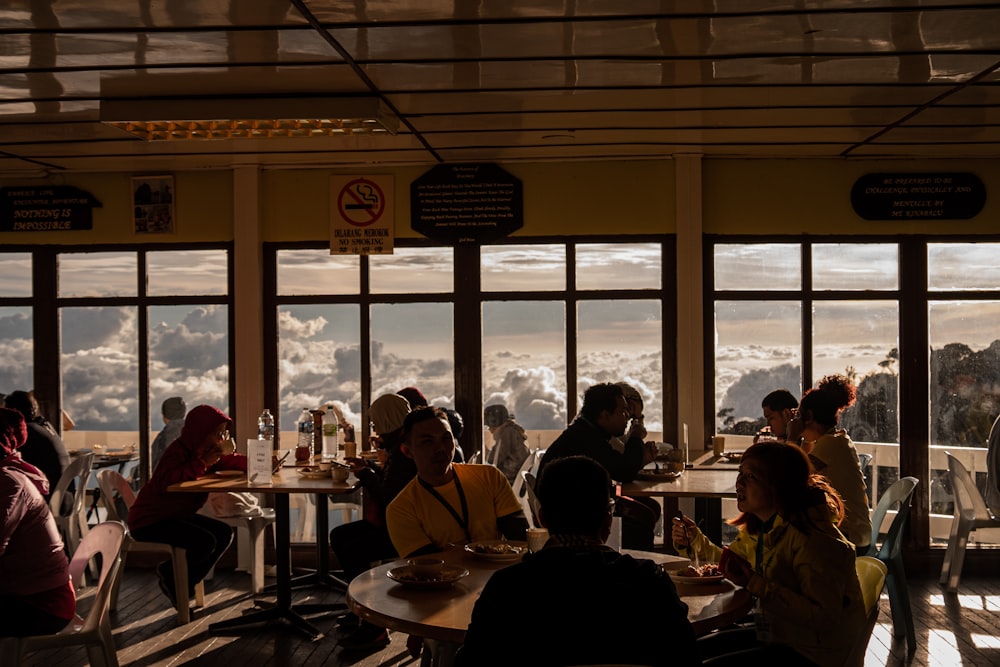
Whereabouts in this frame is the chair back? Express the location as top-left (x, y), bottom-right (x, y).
top-left (67, 521), bottom-right (126, 628)
top-left (510, 448), bottom-right (538, 498)
top-left (50, 452), bottom-right (93, 520)
top-left (847, 556), bottom-right (888, 667)
top-left (947, 452), bottom-right (994, 521)
top-left (865, 476), bottom-right (919, 559)
top-left (96, 469), bottom-right (137, 523)
top-left (523, 470), bottom-right (541, 523)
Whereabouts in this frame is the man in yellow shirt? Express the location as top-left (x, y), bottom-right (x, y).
top-left (387, 406), bottom-right (528, 558)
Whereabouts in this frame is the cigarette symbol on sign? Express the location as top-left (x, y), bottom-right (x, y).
top-left (338, 178), bottom-right (385, 226)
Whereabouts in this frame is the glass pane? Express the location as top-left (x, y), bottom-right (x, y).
top-left (576, 243), bottom-right (661, 290)
top-left (482, 244), bottom-right (565, 291)
top-left (277, 304), bottom-right (362, 433)
top-left (148, 304), bottom-right (230, 429)
top-left (482, 300), bottom-right (567, 431)
top-left (277, 249), bottom-right (359, 296)
top-left (0, 307), bottom-right (33, 389)
top-left (714, 244), bottom-right (800, 291)
top-left (61, 306), bottom-right (139, 431)
top-left (147, 250), bottom-right (228, 296)
top-left (928, 300), bottom-right (1000, 446)
top-left (715, 300), bottom-right (801, 434)
top-left (59, 252), bottom-right (137, 297)
top-left (0, 253), bottom-right (31, 296)
top-left (369, 247), bottom-right (453, 294)
top-left (813, 244), bottom-right (899, 291)
top-left (578, 299), bottom-right (662, 435)
top-left (813, 301), bottom-right (899, 444)
top-left (929, 243), bottom-right (1000, 291)
top-left (371, 302), bottom-right (454, 406)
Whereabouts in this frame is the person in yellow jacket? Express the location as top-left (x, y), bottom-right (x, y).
top-left (672, 440), bottom-right (866, 666)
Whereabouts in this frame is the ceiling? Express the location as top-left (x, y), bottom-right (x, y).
top-left (2, 0), bottom-right (1000, 177)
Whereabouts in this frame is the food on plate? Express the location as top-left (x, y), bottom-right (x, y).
top-left (471, 542), bottom-right (522, 555)
top-left (395, 570), bottom-right (446, 583)
top-left (676, 563), bottom-right (722, 578)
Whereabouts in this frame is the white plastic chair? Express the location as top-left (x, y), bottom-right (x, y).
top-left (510, 447), bottom-right (538, 498)
top-left (518, 470), bottom-right (538, 528)
top-left (50, 452), bottom-right (93, 558)
top-left (939, 453), bottom-right (1000, 592)
top-left (201, 499), bottom-right (277, 594)
top-left (523, 470), bottom-right (541, 525)
top-left (865, 476), bottom-right (919, 654)
top-left (96, 469), bottom-right (205, 624)
top-left (0, 521), bottom-right (126, 667)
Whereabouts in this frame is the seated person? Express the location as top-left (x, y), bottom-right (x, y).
top-left (0, 408), bottom-right (76, 637)
top-left (759, 388), bottom-right (798, 442)
top-left (386, 406), bottom-right (528, 559)
top-left (3, 390), bottom-right (70, 512)
top-left (672, 441), bottom-right (865, 667)
top-left (538, 382), bottom-right (658, 549)
top-left (787, 374), bottom-right (872, 553)
top-left (457, 456), bottom-right (698, 667)
top-left (332, 393), bottom-right (414, 651)
top-left (128, 405), bottom-right (246, 608)
top-left (483, 403), bottom-right (529, 484)
top-left (151, 396), bottom-right (186, 472)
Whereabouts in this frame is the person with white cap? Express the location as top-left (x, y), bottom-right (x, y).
top-left (332, 393), bottom-right (415, 652)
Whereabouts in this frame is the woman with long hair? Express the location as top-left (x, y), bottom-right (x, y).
top-left (672, 441), bottom-right (866, 666)
top-left (788, 374), bottom-right (872, 553)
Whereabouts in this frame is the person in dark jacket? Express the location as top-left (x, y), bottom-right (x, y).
top-left (457, 455), bottom-right (699, 667)
top-left (3, 390), bottom-right (70, 512)
top-left (128, 404), bottom-right (245, 608)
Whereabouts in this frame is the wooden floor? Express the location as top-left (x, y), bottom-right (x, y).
top-left (18, 562), bottom-right (1000, 666)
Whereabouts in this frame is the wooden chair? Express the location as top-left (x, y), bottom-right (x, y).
top-left (939, 453), bottom-right (1000, 592)
top-left (865, 476), bottom-right (919, 654)
top-left (0, 521), bottom-right (126, 667)
top-left (847, 556), bottom-right (888, 667)
top-left (96, 469), bottom-right (205, 624)
top-left (50, 452), bottom-right (94, 558)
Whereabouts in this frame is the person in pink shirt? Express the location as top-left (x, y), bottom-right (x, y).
top-left (0, 407), bottom-right (75, 636)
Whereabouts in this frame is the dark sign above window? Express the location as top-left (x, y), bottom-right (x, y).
top-left (410, 163), bottom-right (523, 243)
top-left (850, 173), bottom-right (986, 221)
top-left (0, 185), bottom-right (102, 232)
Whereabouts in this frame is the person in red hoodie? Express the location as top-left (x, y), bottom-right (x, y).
top-left (0, 407), bottom-right (75, 636)
top-left (128, 404), bottom-right (245, 608)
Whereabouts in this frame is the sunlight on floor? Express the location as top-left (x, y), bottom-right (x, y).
top-left (929, 594), bottom-right (1000, 610)
top-left (971, 634), bottom-right (1000, 650)
top-left (926, 629), bottom-right (962, 666)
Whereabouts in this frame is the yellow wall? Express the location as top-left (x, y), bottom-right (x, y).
top-left (0, 171), bottom-right (234, 245)
top-left (704, 159), bottom-right (1000, 235)
top-left (260, 160), bottom-right (677, 240)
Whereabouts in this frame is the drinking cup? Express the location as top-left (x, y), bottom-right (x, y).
top-left (220, 438), bottom-right (237, 456)
top-left (526, 527), bottom-right (549, 553)
top-left (712, 435), bottom-right (726, 456)
top-left (331, 466), bottom-right (350, 482)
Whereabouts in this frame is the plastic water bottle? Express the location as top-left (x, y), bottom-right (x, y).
top-left (257, 409), bottom-right (275, 441)
top-left (321, 404), bottom-right (339, 460)
top-left (296, 408), bottom-right (313, 450)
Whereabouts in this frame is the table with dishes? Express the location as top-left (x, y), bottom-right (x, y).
top-left (167, 464), bottom-right (359, 639)
top-left (621, 452), bottom-right (740, 544)
top-left (348, 541), bottom-right (752, 665)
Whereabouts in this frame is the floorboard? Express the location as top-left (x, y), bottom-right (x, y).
top-left (15, 562), bottom-right (1000, 666)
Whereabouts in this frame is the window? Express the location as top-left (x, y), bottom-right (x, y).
top-left (0, 252), bottom-right (33, 392)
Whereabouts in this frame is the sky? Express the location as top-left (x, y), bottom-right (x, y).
top-left (1, 242), bottom-right (997, 440)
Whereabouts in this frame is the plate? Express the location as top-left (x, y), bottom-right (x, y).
top-left (464, 540), bottom-right (527, 561)
top-left (636, 469), bottom-right (683, 482)
top-left (297, 468), bottom-right (330, 480)
top-left (387, 564), bottom-right (470, 589)
top-left (669, 569), bottom-right (725, 585)
top-left (721, 452), bottom-right (744, 463)
top-left (215, 470), bottom-right (244, 478)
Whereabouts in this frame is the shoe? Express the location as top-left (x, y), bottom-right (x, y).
top-left (406, 634), bottom-right (423, 659)
top-left (339, 622), bottom-right (389, 652)
top-left (156, 565), bottom-right (177, 608)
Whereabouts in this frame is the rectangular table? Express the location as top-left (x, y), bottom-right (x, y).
top-left (622, 462), bottom-right (738, 544)
top-left (168, 466), bottom-right (358, 639)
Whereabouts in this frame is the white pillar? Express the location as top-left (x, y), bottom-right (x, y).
top-left (674, 155), bottom-right (706, 451)
top-left (232, 166), bottom-right (265, 446)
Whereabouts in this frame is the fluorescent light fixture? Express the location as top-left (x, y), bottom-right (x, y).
top-left (101, 96), bottom-right (399, 140)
